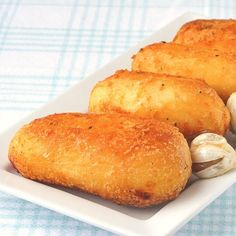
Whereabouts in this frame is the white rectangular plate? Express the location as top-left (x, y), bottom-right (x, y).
top-left (1, 12), bottom-right (236, 236)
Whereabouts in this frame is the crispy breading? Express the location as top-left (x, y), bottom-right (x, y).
top-left (89, 70), bottom-right (229, 138)
top-left (8, 113), bottom-right (191, 207)
top-left (190, 39), bottom-right (236, 55)
top-left (132, 42), bottom-right (236, 102)
top-left (173, 19), bottom-right (236, 44)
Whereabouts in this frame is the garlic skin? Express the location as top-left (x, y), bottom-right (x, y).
top-left (227, 92), bottom-right (236, 133)
top-left (190, 133), bottom-right (236, 178)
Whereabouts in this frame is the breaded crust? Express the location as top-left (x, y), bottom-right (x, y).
top-left (89, 70), bottom-right (229, 138)
top-left (8, 113), bottom-right (192, 207)
top-left (173, 19), bottom-right (236, 44)
top-left (190, 39), bottom-right (236, 55)
top-left (132, 42), bottom-right (236, 102)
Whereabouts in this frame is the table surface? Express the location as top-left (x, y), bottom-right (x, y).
top-left (1, 1), bottom-right (236, 235)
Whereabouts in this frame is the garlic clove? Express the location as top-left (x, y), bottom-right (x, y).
top-left (226, 92), bottom-right (236, 133)
top-left (190, 133), bottom-right (236, 178)
top-left (191, 144), bottom-right (231, 163)
top-left (191, 132), bottom-right (227, 147)
top-left (194, 157), bottom-right (236, 178)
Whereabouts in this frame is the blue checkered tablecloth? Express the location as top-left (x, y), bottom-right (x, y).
top-left (0, 1), bottom-right (236, 235)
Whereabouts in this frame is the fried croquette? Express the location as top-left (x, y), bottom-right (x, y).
top-left (132, 42), bottom-right (236, 102)
top-left (173, 19), bottom-right (236, 44)
top-left (8, 113), bottom-right (192, 207)
top-left (89, 70), bottom-right (229, 138)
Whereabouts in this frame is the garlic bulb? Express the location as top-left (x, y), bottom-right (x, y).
top-left (190, 133), bottom-right (236, 178)
top-left (227, 92), bottom-right (236, 133)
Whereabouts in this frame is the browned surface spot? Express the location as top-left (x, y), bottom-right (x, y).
top-left (134, 190), bottom-right (151, 200)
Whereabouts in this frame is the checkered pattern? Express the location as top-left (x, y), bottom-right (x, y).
top-left (0, 1), bottom-right (236, 235)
